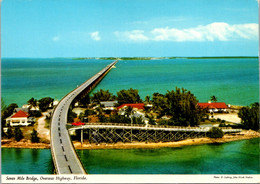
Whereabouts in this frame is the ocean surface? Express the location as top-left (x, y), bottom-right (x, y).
top-left (1, 58), bottom-right (259, 106)
top-left (1, 148), bottom-right (53, 174)
top-left (2, 138), bottom-right (259, 174)
top-left (1, 57), bottom-right (259, 174)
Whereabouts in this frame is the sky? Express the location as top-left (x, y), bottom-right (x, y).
top-left (1, 0), bottom-right (259, 57)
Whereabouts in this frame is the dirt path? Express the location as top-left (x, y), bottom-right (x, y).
top-left (37, 112), bottom-right (50, 141)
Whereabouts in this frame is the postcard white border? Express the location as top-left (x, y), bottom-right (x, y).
top-left (1, 174), bottom-right (260, 183)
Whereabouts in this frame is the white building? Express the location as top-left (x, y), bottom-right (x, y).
top-left (100, 101), bottom-right (118, 111)
top-left (6, 110), bottom-right (34, 126)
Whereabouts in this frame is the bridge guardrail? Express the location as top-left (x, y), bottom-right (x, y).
top-left (68, 122), bottom-right (242, 132)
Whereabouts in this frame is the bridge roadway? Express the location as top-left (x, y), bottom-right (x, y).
top-left (69, 123), bottom-right (243, 133)
top-left (50, 60), bottom-right (118, 174)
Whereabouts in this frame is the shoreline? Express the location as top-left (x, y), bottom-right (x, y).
top-left (1, 130), bottom-right (259, 150)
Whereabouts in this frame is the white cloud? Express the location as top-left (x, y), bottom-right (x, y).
top-left (115, 22), bottom-right (258, 42)
top-left (115, 30), bottom-right (148, 42)
top-left (90, 31), bottom-right (101, 41)
top-left (52, 36), bottom-right (60, 41)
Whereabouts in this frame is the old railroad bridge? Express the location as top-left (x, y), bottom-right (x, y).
top-left (50, 60), bottom-right (242, 174)
top-left (68, 123), bottom-right (241, 144)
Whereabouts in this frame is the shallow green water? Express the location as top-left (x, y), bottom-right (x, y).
top-left (1, 139), bottom-right (259, 174)
top-left (77, 138), bottom-right (260, 174)
top-left (1, 148), bottom-right (53, 174)
top-left (1, 58), bottom-right (259, 106)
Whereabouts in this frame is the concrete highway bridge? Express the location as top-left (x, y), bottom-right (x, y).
top-left (50, 60), bottom-right (118, 174)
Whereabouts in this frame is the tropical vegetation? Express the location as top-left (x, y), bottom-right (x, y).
top-left (14, 127), bottom-right (24, 141)
top-left (1, 103), bottom-right (18, 129)
top-left (38, 97), bottom-right (54, 112)
top-left (151, 87), bottom-right (206, 126)
top-left (207, 127), bottom-right (224, 138)
top-left (238, 102), bottom-right (259, 130)
top-left (91, 89), bottom-right (115, 103)
top-left (210, 95), bottom-right (218, 103)
top-left (116, 88), bottom-right (142, 105)
top-left (27, 97), bottom-right (38, 110)
top-left (31, 129), bottom-right (40, 143)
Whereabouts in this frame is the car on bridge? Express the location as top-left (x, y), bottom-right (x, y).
top-left (72, 122), bottom-right (85, 126)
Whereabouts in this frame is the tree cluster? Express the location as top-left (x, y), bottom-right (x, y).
top-left (27, 97), bottom-right (38, 109)
top-left (38, 97), bottom-right (54, 112)
top-left (91, 89), bottom-right (116, 103)
top-left (14, 127), bottom-right (24, 141)
top-left (117, 88), bottom-right (142, 105)
top-left (238, 102), bottom-right (259, 130)
top-left (6, 127), bottom-right (25, 141)
top-left (31, 129), bottom-right (40, 143)
top-left (91, 88), bottom-right (143, 105)
top-left (151, 87), bottom-right (206, 126)
top-left (207, 127), bottom-right (224, 138)
top-left (1, 103), bottom-right (18, 131)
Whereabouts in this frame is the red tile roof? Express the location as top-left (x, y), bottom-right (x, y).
top-left (117, 103), bottom-right (145, 110)
top-left (11, 110), bottom-right (29, 118)
top-left (198, 102), bottom-right (228, 109)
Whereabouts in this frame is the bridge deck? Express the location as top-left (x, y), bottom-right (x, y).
top-left (69, 123), bottom-right (242, 133)
top-left (50, 60), bottom-right (118, 174)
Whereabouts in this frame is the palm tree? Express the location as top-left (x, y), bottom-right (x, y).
top-left (125, 106), bottom-right (133, 118)
top-left (210, 96), bottom-right (217, 103)
top-left (27, 97), bottom-right (38, 110)
top-left (145, 95), bottom-right (150, 104)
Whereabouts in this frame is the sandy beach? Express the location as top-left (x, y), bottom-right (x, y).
top-left (1, 139), bottom-right (50, 149)
top-left (2, 130), bottom-right (259, 150)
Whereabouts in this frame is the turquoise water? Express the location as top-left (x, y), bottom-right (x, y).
top-left (2, 139), bottom-right (259, 174)
top-left (1, 58), bottom-right (259, 174)
top-left (1, 58), bottom-right (111, 106)
top-left (1, 148), bottom-right (53, 174)
top-left (1, 58), bottom-right (259, 106)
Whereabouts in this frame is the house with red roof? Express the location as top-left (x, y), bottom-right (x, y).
top-left (117, 103), bottom-right (145, 110)
top-left (117, 103), bottom-right (149, 123)
top-left (117, 103), bottom-right (145, 116)
top-left (197, 102), bottom-right (228, 113)
top-left (6, 110), bottom-right (34, 126)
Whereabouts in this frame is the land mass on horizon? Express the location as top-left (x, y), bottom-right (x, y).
top-left (73, 56), bottom-right (258, 60)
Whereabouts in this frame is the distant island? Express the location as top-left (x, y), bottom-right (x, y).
top-left (73, 56), bottom-right (258, 60)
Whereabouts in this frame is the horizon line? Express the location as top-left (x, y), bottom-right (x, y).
top-left (1, 56), bottom-right (259, 59)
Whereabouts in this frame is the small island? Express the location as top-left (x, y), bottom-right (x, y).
top-left (1, 87), bottom-right (259, 149)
